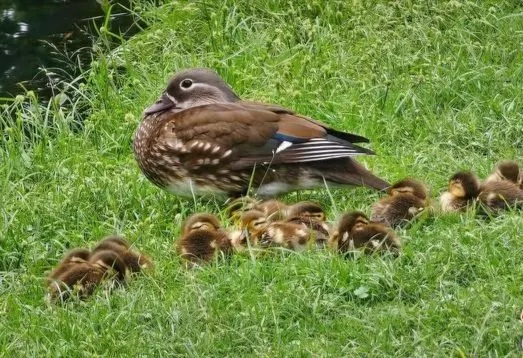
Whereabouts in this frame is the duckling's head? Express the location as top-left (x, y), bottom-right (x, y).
top-left (287, 201), bottom-right (326, 222)
top-left (387, 178), bottom-right (428, 200)
top-left (449, 171), bottom-right (480, 199)
top-left (240, 210), bottom-right (268, 233)
top-left (89, 250), bottom-right (128, 281)
top-left (495, 160), bottom-right (520, 183)
top-left (97, 235), bottom-right (131, 249)
top-left (337, 211), bottom-right (369, 234)
top-left (144, 68), bottom-right (240, 115)
top-left (62, 248), bottom-right (91, 264)
top-left (183, 213), bottom-right (221, 235)
top-left (256, 199), bottom-right (288, 221)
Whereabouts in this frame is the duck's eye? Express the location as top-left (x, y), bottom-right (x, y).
top-left (180, 79), bottom-right (193, 89)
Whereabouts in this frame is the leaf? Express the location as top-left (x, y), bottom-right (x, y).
top-left (354, 286), bottom-right (369, 299)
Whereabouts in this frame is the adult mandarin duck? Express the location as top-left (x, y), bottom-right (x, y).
top-left (134, 68), bottom-right (389, 197)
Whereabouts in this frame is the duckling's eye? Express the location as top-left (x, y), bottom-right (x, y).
top-left (253, 219), bottom-right (266, 227)
top-left (192, 223), bottom-right (205, 230)
top-left (180, 79), bottom-right (193, 89)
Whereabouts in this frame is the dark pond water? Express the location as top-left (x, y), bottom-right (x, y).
top-left (0, 0), bottom-right (137, 99)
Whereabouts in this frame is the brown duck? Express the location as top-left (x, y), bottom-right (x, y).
top-left (134, 68), bottom-right (389, 198)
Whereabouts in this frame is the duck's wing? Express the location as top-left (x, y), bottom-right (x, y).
top-left (156, 102), bottom-right (374, 170)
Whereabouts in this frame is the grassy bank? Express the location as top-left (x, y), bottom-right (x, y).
top-left (2, 0), bottom-right (523, 356)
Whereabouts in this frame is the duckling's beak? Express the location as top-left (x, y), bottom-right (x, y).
top-left (144, 92), bottom-right (177, 116)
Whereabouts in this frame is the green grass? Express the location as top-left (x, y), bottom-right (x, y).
top-left (2, 0), bottom-right (523, 356)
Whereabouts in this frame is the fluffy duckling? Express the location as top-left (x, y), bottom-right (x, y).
top-left (177, 213), bottom-right (232, 265)
top-left (48, 263), bottom-right (105, 302)
top-left (371, 178), bottom-right (428, 227)
top-left (92, 235), bottom-right (153, 273)
top-left (485, 160), bottom-right (520, 185)
top-left (232, 210), bottom-right (269, 249)
top-left (259, 221), bottom-right (311, 251)
top-left (225, 196), bottom-right (260, 220)
top-left (439, 171), bottom-right (480, 212)
top-left (333, 211), bottom-right (401, 255)
top-left (48, 250), bottom-right (128, 302)
top-left (285, 201), bottom-right (330, 247)
top-left (47, 248), bottom-right (91, 283)
top-left (88, 250), bottom-right (128, 283)
top-left (478, 179), bottom-right (523, 213)
top-left (287, 201), bottom-right (326, 221)
top-left (253, 199), bottom-right (289, 221)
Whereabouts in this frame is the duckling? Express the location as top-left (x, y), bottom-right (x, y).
top-left (286, 201), bottom-right (326, 221)
top-left (47, 263), bottom-right (104, 302)
top-left (439, 171), bottom-right (480, 212)
top-left (48, 249), bottom-right (130, 302)
top-left (333, 211), bottom-right (401, 255)
top-left (484, 160), bottom-right (520, 185)
top-left (226, 198), bottom-right (289, 222)
top-left (47, 248), bottom-right (91, 283)
top-left (225, 196), bottom-right (260, 221)
top-left (371, 178), bottom-right (428, 227)
top-left (254, 199), bottom-right (289, 221)
top-left (285, 201), bottom-right (330, 247)
top-left (92, 235), bottom-right (153, 273)
top-left (88, 250), bottom-right (128, 283)
top-left (177, 213), bottom-right (232, 265)
top-left (233, 210), bottom-right (269, 248)
top-left (259, 221), bottom-right (311, 251)
top-left (478, 179), bottom-right (523, 213)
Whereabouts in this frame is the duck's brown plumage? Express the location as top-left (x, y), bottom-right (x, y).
top-left (134, 68), bottom-right (389, 197)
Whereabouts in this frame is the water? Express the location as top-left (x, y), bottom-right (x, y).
top-left (0, 0), bottom-right (137, 99)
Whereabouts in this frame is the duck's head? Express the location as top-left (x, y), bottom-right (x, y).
top-left (144, 68), bottom-right (240, 115)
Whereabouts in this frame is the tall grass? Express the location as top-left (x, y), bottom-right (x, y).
top-left (2, 0), bottom-right (523, 356)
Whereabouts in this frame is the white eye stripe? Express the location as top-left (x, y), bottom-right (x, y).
top-left (166, 93), bottom-right (177, 103)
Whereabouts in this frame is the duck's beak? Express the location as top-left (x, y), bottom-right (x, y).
top-left (143, 93), bottom-right (177, 115)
